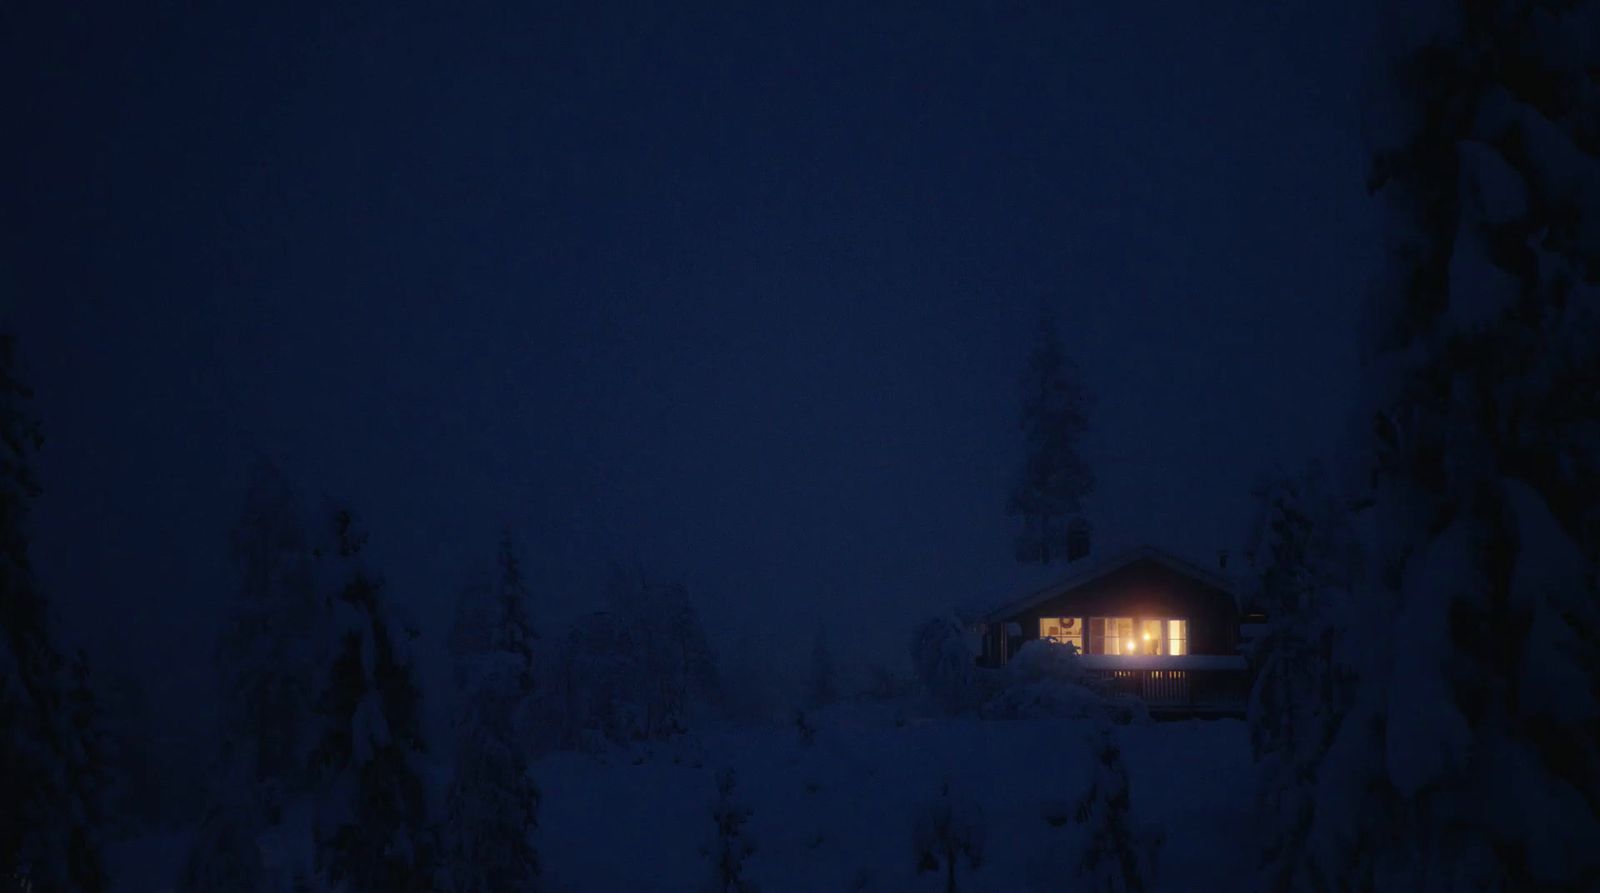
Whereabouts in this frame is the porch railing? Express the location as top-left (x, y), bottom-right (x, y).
top-left (1084, 664), bottom-right (1249, 714)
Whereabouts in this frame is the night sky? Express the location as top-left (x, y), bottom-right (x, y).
top-left (4, 1), bottom-right (1374, 725)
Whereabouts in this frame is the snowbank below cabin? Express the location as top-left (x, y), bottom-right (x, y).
top-left (104, 707), bottom-right (1252, 893)
top-left (538, 705), bottom-right (1251, 893)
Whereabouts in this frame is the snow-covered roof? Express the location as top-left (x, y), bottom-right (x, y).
top-left (960, 545), bottom-right (1238, 624)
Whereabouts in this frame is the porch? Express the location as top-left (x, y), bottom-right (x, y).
top-left (1079, 654), bottom-right (1249, 718)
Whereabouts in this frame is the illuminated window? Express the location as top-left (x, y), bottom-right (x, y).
top-left (1038, 617), bottom-right (1083, 651)
top-left (1088, 616), bottom-right (1187, 655)
top-left (1088, 617), bottom-right (1134, 654)
top-left (1139, 619), bottom-right (1163, 655)
top-left (1167, 619), bottom-right (1188, 656)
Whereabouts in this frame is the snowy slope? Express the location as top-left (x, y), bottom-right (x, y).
top-left (1117, 719), bottom-right (1252, 891)
top-left (104, 707), bottom-right (1251, 892)
top-left (537, 705), bottom-right (1250, 893)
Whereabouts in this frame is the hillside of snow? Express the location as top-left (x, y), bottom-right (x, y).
top-left (106, 706), bottom-right (1250, 893)
top-left (535, 706), bottom-right (1247, 893)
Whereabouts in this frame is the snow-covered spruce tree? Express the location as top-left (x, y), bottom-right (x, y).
top-left (702, 768), bottom-right (757, 893)
top-left (307, 507), bottom-right (436, 893)
top-left (0, 332), bottom-right (108, 893)
top-left (63, 646), bottom-right (113, 818)
top-left (1007, 311), bottom-right (1094, 565)
top-left (555, 567), bottom-right (718, 747)
top-left (1295, 2), bottom-right (1600, 889)
top-left (222, 459), bottom-right (322, 786)
top-left (182, 460), bottom-right (322, 893)
top-left (1074, 724), bottom-right (1158, 893)
top-left (440, 530), bottom-right (541, 893)
top-left (912, 778), bottom-right (984, 893)
top-left (447, 530), bottom-right (537, 685)
top-left (803, 625), bottom-right (838, 710)
top-left (553, 610), bottom-right (633, 749)
top-left (179, 769), bottom-right (268, 893)
top-left (97, 670), bottom-right (165, 834)
top-left (1243, 463), bottom-right (1362, 893)
top-left (607, 568), bottom-right (718, 740)
top-left (908, 615), bottom-right (976, 714)
top-left (717, 635), bottom-right (786, 723)
top-left (980, 639), bottom-right (1145, 723)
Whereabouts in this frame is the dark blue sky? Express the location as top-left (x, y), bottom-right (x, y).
top-left (5, 1), bottom-right (1374, 712)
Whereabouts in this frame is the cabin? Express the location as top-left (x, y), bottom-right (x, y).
top-left (964, 545), bottom-right (1250, 717)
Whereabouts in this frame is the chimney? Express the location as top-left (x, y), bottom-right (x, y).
top-left (1065, 518), bottom-right (1092, 563)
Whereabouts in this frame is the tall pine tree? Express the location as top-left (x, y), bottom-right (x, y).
top-left (911, 778), bottom-right (984, 893)
top-left (803, 624), bottom-right (838, 711)
top-left (1074, 724), bottom-right (1158, 893)
top-left (703, 768), bottom-right (757, 893)
top-left (308, 507), bottom-right (436, 893)
top-left (182, 460), bottom-right (323, 893)
top-left (1285, 2), bottom-right (1600, 889)
top-left (440, 530), bottom-right (541, 893)
top-left (221, 459), bottom-right (321, 787)
top-left (1243, 464), bottom-right (1361, 893)
top-left (1008, 311), bottom-right (1094, 565)
top-left (555, 566), bottom-right (718, 746)
top-left (0, 332), bottom-right (107, 892)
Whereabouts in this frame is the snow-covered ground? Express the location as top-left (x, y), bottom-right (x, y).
top-left (105, 829), bottom-right (190, 893)
top-left (538, 705), bottom-right (1250, 893)
top-left (1117, 718), bottom-right (1252, 891)
top-left (107, 706), bottom-right (1251, 893)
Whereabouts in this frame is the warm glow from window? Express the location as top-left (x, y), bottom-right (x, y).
top-left (1038, 617), bottom-right (1083, 651)
top-left (1134, 620), bottom-right (1157, 654)
top-left (1089, 617), bottom-right (1188, 655)
top-left (1088, 617), bottom-right (1135, 654)
top-left (1167, 619), bottom-right (1188, 656)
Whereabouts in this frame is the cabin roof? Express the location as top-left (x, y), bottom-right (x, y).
top-left (960, 545), bottom-right (1238, 625)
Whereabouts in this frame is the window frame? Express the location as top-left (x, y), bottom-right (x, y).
top-left (1088, 616), bottom-right (1135, 654)
top-left (1166, 618), bottom-right (1188, 656)
top-left (1087, 615), bottom-right (1189, 656)
top-left (1038, 616), bottom-right (1084, 652)
top-left (1138, 618), bottom-right (1164, 654)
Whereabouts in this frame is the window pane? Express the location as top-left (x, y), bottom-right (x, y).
top-left (1115, 618), bottom-right (1133, 654)
top-left (1167, 619), bottom-right (1187, 656)
top-left (1139, 619), bottom-right (1163, 654)
top-left (1038, 617), bottom-right (1083, 652)
top-left (1100, 617), bottom-right (1134, 654)
top-left (1061, 617), bottom-right (1082, 651)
